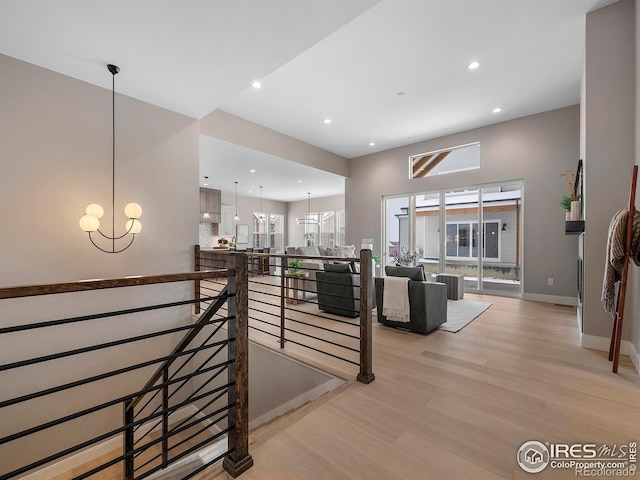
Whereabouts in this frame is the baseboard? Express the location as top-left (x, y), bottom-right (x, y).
top-left (580, 334), bottom-right (640, 375)
top-left (19, 405), bottom-right (209, 480)
top-left (629, 341), bottom-right (640, 374)
top-left (522, 293), bottom-right (578, 306)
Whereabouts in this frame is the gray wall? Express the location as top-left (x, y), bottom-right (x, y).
top-left (200, 110), bottom-right (349, 177)
top-left (0, 54), bottom-right (199, 472)
top-left (583, 0), bottom-right (636, 339)
top-left (634, 0), bottom-right (640, 361)
top-left (347, 105), bottom-right (580, 299)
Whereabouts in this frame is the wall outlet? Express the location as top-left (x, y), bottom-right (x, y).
top-left (548, 278), bottom-right (554, 286)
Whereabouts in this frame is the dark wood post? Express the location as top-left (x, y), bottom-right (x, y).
top-left (357, 249), bottom-right (375, 384)
top-left (280, 254), bottom-right (287, 348)
top-left (123, 401), bottom-right (134, 480)
top-left (194, 244), bottom-right (201, 314)
top-left (161, 365), bottom-right (169, 467)
top-left (223, 253), bottom-right (253, 477)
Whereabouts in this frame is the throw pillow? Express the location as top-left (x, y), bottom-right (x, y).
top-left (336, 244), bottom-right (356, 257)
top-left (385, 266), bottom-right (425, 281)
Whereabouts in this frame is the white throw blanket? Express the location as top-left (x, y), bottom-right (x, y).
top-left (382, 277), bottom-right (410, 323)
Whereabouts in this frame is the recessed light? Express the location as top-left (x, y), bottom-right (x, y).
top-left (492, 107), bottom-right (502, 113)
top-left (324, 118), bottom-right (331, 124)
top-left (369, 142), bottom-right (375, 146)
top-left (297, 180), bottom-right (302, 183)
top-left (252, 81), bottom-right (261, 89)
top-left (250, 169), bottom-right (256, 173)
top-left (468, 60), bottom-right (481, 70)
top-left (248, 190), bottom-right (253, 193)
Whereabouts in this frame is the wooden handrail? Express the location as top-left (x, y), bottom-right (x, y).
top-left (0, 270), bottom-right (229, 300)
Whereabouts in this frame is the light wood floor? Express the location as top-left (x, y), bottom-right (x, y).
top-left (195, 293), bottom-right (640, 480)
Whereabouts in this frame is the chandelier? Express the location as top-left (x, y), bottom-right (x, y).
top-left (79, 64), bottom-right (142, 253)
top-left (296, 192), bottom-right (318, 225)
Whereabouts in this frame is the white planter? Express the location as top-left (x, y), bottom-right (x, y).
top-left (570, 200), bottom-right (581, 221)
top-left (566, 211), bottom-right (572, 221)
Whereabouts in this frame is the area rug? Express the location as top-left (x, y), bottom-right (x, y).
top-left (438, 299), bottom-right (492, 332)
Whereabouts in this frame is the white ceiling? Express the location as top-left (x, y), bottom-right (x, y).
top-left (0, 0), bottom-right (616, 201)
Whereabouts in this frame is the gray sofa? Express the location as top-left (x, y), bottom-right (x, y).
top-left (375, 266), bottom-right (447, 334)
top-left (285, 245), bottom-right (357, 293)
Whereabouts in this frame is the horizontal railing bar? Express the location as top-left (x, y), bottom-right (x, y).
top-left (0, 270), bottom-right (230, 300)
top-left (0, 384), bottom-right (234, 480)
top-left (0, 316), bottom-right (231, 373)
top-left (248, 325), bottom-right (281, 339)
top-left (280, 325), bottom-right (359, 352)
top-left (283, 305), bottom-right (361, 327)
top-left (0, 338), bottom-right (234, 425)
top-left (248, 316), bottom-right (280, 328)
top-left (282, 317), bottom-right (360, 340)
top-left (0, 295), bottom-right (224, 335)
top-left (280, 337), bottom-right (359, 365)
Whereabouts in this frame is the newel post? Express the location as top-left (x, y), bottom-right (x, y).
top-left (223, 253), bottom-right (253, 477)
top-left (358, 249), bottom-right (375, 384)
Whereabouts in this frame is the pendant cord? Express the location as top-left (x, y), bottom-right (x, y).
top-left (112, 71), bottom-right (116, 252)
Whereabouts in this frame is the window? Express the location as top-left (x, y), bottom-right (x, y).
top-left (269, 214), bottom-right (284, 251)
top-left (304, 210), bottom-right (345, 246)
top-left (410, 142), bottom-right (480, 178)
top-left (446, 221), bottom-right (500, 261)
top-left (252, 213), bottom-right (267, 249)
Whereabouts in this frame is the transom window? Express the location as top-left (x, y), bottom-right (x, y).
top-left (410, 142), bottom-right (480, 178)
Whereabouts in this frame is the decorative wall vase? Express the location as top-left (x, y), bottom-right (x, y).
top-left (570, 200), bottom-right (581, 221)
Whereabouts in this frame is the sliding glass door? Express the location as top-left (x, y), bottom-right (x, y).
top-left (383, 180), bottom-right (523, 297)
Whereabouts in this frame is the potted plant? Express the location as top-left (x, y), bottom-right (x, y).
top-left (390, 246), bottom-right (418, 267)
top-left (559, 168), bottom-right (580, 220)
top-left (288, 259), bottom-right (302, 274)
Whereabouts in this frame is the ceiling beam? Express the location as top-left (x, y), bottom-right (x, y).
top-left (415, 150), bottom-right (451, 178)
top-left (411, 154), bottom-right (434, 177)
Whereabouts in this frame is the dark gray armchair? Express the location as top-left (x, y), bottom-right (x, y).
top-left (375, 266), bottom-right (447, 334)
top-left (316, 268), bottom-right (360, 318)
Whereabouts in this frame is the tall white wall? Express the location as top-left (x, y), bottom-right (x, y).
top-left (347, 106), bottom-right (580, 300)
top-left (0, 54), bottom-right (199, 473)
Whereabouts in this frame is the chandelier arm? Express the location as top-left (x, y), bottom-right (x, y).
top-left (96, 220), bottom-right (135, 240)
top-left (88, 231), bottom-right (136, 254)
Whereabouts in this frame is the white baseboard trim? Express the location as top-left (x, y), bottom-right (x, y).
top-left (19, 405), bottom-right (211, 480)
top-left (580, 334), bottom-right (640, 375)
top-left (522, 293), bottom-right (578, 306)
top-left (628, 340), bottom-right (640, 374)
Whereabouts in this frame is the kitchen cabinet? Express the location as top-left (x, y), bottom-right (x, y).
top-left (200, 187), bottom-right (221, 223)
top-left (220, 205), bottom-right (235, 235)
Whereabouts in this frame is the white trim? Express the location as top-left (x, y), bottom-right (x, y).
top-left (18, 405), bottom-right (213, 480)
top-left (522, 293), bottom-right (578, 306)
top-left (580, 333), bottom-right (631, 355)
